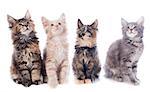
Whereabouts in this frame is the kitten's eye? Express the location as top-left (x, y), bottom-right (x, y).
top-left (51, 24), bottom-right (54, 26)
top-left (19, 24), bottom-right (23, 26)
top-left (127, 26), bottom-right (130, 29)
top-left (27, 22), bottom-right (29, 24)
top-left (58, 22), bottom-right (61, 25)
top-left (133, 26), bottom-right (136, 29)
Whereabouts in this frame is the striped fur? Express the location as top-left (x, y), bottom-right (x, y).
top-left (7, 11), bottom-right (42, 87)
top-left (73, 19), bottom-right (101, 84)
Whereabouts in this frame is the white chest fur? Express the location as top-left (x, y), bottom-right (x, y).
top-left (47, 36), bottom-right (67, 64)
top-left (130, 46), bottom-right (143, 62)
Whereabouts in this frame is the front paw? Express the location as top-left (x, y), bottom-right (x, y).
top-left (114, 76), bottom-right (124, 82)
top-left (32, 79), bottom-right (42, 85)
top-left (131, 79), bottom-right (140, 85)
top-left (22, 79), bottom-right (32, 87)
top-left (84, 79), bottom-right (92, 84)
top-left (13, 78), bottom-right (22, 84)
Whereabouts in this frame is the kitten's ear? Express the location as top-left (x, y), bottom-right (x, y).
top-left (41, 17), bottom-right (49, 27)
top-left (7, 15), bottom-right (16, 28)
top-left (24, 10), bottom-right (31, 19)
top-left (77, 19), bottom-right (83, 28)
top-left (90, 19), bottom-right (98, 29)
top-left (121, 18), bottom-right (128, 26)
top-left (59, 13), bottom-right (66, 22)
top-left (137, 16), bottom-right (144, 26)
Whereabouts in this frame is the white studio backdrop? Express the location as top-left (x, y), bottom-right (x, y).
top-left (0, 0), bottom-right (149, 92)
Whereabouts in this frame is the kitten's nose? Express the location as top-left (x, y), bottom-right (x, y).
top-left (56, 25), bottom-right (58, 27)
top-left (82, 33), bottom-right (85, 36)
top-left (129, 29), bottom-right (134, 33)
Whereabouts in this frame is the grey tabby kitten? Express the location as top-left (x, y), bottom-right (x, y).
top-left (104, 17), bottom-right (144, 85)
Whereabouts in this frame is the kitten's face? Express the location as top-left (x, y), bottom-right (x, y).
top-left (121, 17), bottom-right (144, 39)
top-left (77, 19), bottom-right (98, 40)
top-left (7, 11), bottom-right (34, 36)
top-left (41, 14), bottom-right (66, 37)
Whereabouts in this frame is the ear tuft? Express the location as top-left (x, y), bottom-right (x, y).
top-left (41, 16), bottom-right (49, 27)
top-left (90, 19), bottom-right (98, 29)
top-left (60, 13), bottom-right (65, 20)
top-left (137, 16), bottom-right (144, 26)
top-left (7, 15), bottom-right (16, 28)
top-left (24, 10), bottom-right (31, 19)
top-left (121, 18), bottom-right (128, 27)
top-left (77, 19), bottom-right (83, 28)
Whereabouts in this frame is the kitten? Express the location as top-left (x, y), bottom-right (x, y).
top-left (7, 10), bottom-right (42, 87)
top-left (41, 14), bottom-right (69, 88)
top-left (72, 19), bottom-right (101, 84)
top-left (104, 17), bottom-right (144, 85)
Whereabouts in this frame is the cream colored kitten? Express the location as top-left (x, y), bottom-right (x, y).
top-left (41, 14), bottom-right (69, 88)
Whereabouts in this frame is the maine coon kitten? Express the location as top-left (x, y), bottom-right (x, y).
top-left (41, 14), bottom-right (69, 88)
top-left (7, 11), bottom-right (42, 87)
top-left (72, 19), bottom-right (101, 84)
top-left (104, 17), bottom-right (144, 85)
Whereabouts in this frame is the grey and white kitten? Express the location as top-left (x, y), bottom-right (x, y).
top-left (104, 17), bottom-right (144, 85)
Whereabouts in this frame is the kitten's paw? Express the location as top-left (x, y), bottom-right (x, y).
top-left (32, 79), bottom-right (41, 85)
top-left (43, 76), bottom-right (48, 83)
top-left (13, 78), bottom-right (22, 84)
top-left (48, 80), bottom-right (58, 88)
top-left (84, 79), bottom-right (92, 84)
top-left (114, 76), bottom-right (124, 82)
top-left (22, 80), bottom-right (32, 87)
top-left (75, 79), bottom-right (85, 84)
top-left (131, 79), bottom-right (140, 85)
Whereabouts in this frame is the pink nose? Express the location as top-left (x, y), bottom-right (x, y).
top-left (129, 29), bottom-right (133, 33)
top-left (56, 25), bottom-right (58, 27)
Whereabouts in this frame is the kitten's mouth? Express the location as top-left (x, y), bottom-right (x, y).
top-left (21, 29), bottom-right (32, 35)
top-left (126, 31), bottom-right (138, 38)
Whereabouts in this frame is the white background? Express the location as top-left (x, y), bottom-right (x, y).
top-left (0, 0), bottom-right (149, 92)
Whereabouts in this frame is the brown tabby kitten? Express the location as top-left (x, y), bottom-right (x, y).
top-left (7, 11), bottom-right (42, 87)
top-left (72, 19), bottom-right (101, 84)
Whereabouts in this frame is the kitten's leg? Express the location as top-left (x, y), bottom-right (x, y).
top-left (20, 69), bottom-right (32, 87)
top-left (132, 61), bottom-right (140, 81)
top-left (112, 67), bottom-right (124, 82)
top-left (42, 49), bottom-right (48, 83)
top-left (59, 59), bottom-right (69, 84)
top-left (129, 71), bottom-right (140, 85)
top-left (132, 61), bottom-right (138, 75)
top-left (18, 62), bottom-right (31, 87)
top-left (126, 66), bottom-right (139, 85)
top-left (31, 60), bottom-right (41, 85)
top-left (72, 59), bottom-right (85, 84)
top-left (123, 59), bottom-right (139, 85)
top-left (10, 64), bottom-right (22, 84)
top-left (104, 65), bottom-right (113, 78)
top-left (11, 55), bottom-right (22, 84)
top-left (46, 59), bottom-right (58, 88)
top-left (85, 60), bottom-right (100, 83)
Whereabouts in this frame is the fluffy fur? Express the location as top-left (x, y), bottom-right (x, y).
top-left (41, 14), bottom-right (69, 88)
top-left (72, 19), bottom-right (101, 84)
top-left (7, 11), bottom-right (42, 87)
top-left (104, 17), bottom-right (144, 85)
